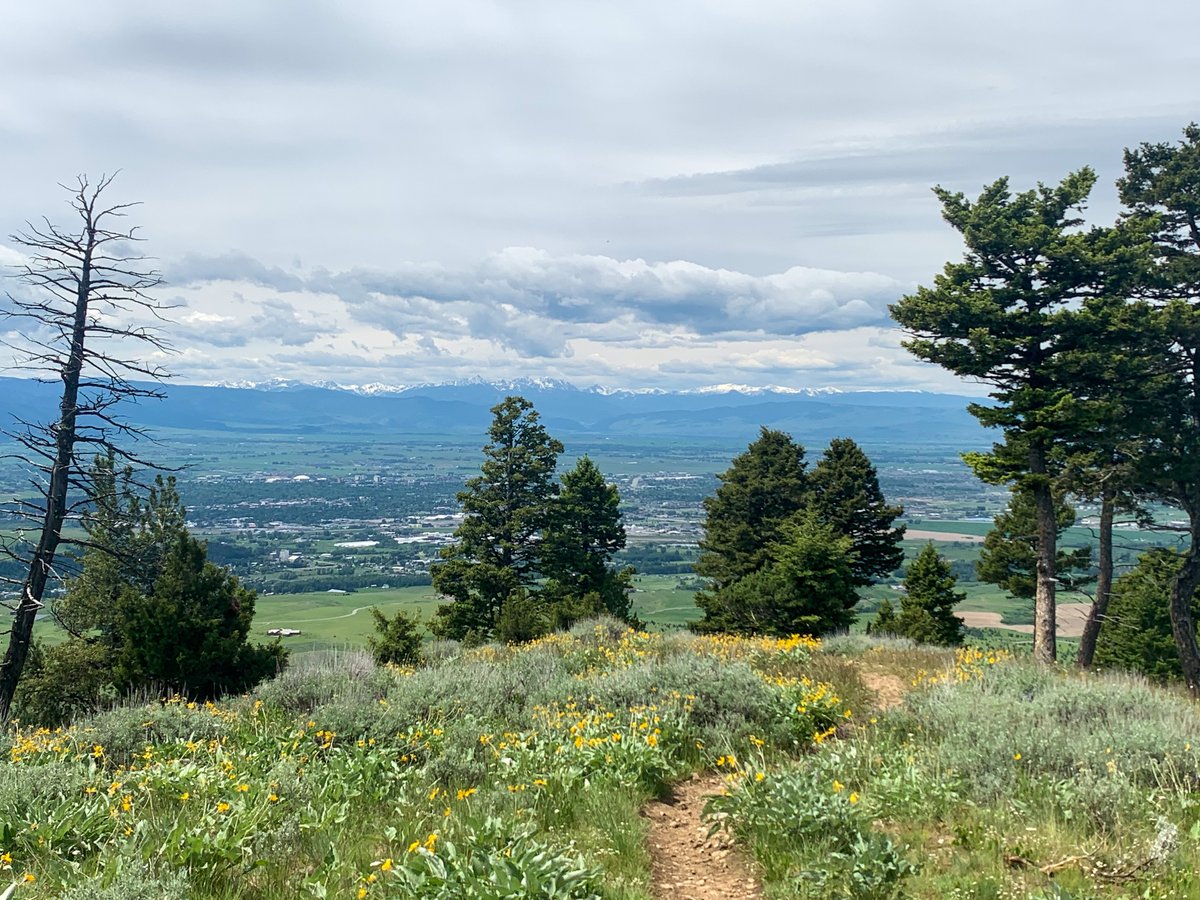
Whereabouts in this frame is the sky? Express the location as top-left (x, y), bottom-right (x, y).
top-left (1, 1), bottom-right (1198, 394)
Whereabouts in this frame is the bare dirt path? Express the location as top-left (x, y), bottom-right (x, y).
top-left (860, 671), bottom-right (909, 711)
top-left (644, 774), bottom-right (761, 900)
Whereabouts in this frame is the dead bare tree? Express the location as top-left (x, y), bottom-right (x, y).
top-left (0, 174), bottom-right (171, 720)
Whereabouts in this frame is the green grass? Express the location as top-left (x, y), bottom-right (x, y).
top-left (253, 585), bottom-right (442, 652)
top-left (628, 575), bottom-right (700, 629)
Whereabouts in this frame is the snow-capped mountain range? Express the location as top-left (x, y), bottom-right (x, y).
top-left (204, 375), bottom-right (851, 399)
top-left (3, 375), bottom-right (982, 446)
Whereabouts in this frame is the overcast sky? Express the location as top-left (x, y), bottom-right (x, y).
top-left (1, 1), bottom-right (1197, 394)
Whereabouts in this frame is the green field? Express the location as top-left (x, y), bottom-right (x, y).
top-left (252, 575), bottom-right (703, 653)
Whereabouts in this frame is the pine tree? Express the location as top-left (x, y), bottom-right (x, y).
top-left (431, 397), bottom-right (564, 641)
top-left (807, 438), bottom-right (905, 586)
top-left (696, 511), bottom-right (857, 636)
top-left (869, 599), bottom-right (898, 636)
top-left (894, 542), bottom-right (965, 646)
top-left (695, 428), bottom-right (808, 594)
top-left (1116, 123), bottom-right (1200, 693)
top-left (114, 533), bottom-right (284, 700)
top-left (890, 170), bottom-right (1114, 664)
top-left (18, 457), bottom-right (281, 721)
top-left (55, 454), bottom-right (186, 646)
top-left (541, 455), bottom-right (635, 625)
top-left (367, 608), bottom-right (424, 666)
top-left (1094, 549), bottom-right (1200, 681)
top-left (976, 487), bottom-right (1091, 600)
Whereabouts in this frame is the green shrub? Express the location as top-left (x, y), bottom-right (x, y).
top-left (367, 607), bottom-right (424, 666)
top-left (58, 861), bottom-right (191, 899)
top-left (1095, 548), bottom-right (1200, 680)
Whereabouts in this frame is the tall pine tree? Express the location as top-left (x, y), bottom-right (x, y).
top-left (891, 170), bottom-right (1112, 663)
top-left (541, 455), bottom-right (635, 625)
top-left (807, 437), bottom-right (905, 586)
top-left (1116, 123), bottom-right (1200, 693)
top-left (694, 427), bottom-right (808, 594)
top-left (431, 396), bottom-right (564, 641)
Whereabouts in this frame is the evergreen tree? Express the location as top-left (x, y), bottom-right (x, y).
top-left (1094, 549), bottom-right (1200, 681)
top-left (695, 511), bottom-right (857, 636)
top-left (494, 589), bottom-right (550, 644)
top-left (976, 487), bottom-right (1092, 600)
top-left (807, 438), bottom-right (905, 585)
top-left (894, 542), bottom-right (965, 646)
top-left (431, 397), bottom-right (564, 640)
top-left (890, 170), bottom-right (1115, 663)
top-left (695, 428), bottom-right (808, 594)
top-left (114, 533), bottom-right (285, 701)
top-left (18, 457), bottom-right (283, 721)
top-left (869, 599), bottom-right (898, 637)
top-left (541, 455), bottom-right (636, 625)
top-left (367, 608), bottom-right (424, 666)
top-left (1116, 123), bottom-right (1200, 693)
top-left (55, 455), bottom-right (186, 646)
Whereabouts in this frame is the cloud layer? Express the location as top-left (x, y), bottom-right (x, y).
top-left (1, 1), bottom-right (1197, 392)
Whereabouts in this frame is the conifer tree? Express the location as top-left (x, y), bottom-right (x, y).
top-left (976, 487), bottom-right (1091, 600)
top-left (869, 598), bottom-right (898, 636)
top-left (1094, 549), bottom-right (1200, 681)
top-left (894, 542), bottom-right (965, 646)
top-left (696, 511), bottom-right (857, 636)
top-left (694, 428), bottom-right (808, 594)
top-left (891, 170), bottom-right (1113, 663)
top-left (431, 396), bottom-right (564, 641)
top-left (541, 455), bottom-right (635, 624)
top-left (1116, 123), bottom-right (1200, 693)
top-left (115, 533), bottom-right (284, 700)
top-left (19, 458), bottom-right (285, 719)
top-left (807, 437), bottom-right (905, 585)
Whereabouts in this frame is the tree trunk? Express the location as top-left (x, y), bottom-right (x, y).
top-left (1168, 502), bottom-right (1200, 697)
top-left (0, 236), bottom-right (93, 720)
top-left (1076, 486), bottom-right (1114, 668)
top-left (1030, 451), bottom-right (1058, 665)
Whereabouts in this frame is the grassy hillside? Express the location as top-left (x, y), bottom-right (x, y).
top-left (1, 626), bottom-right (1197, 898)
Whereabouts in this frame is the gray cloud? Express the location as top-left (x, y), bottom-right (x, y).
top-left (175, 248), bottom-right (901, 355)
top-left (1, 1), bottom-right (1197, 391)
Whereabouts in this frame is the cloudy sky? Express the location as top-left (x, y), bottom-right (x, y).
top-left (1, 1), bottom-right (1197, 393)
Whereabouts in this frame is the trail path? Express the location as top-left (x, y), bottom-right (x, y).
top-left (644, 774), bottom-right (761, 900)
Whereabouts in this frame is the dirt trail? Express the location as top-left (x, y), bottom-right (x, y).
top-left (644, 774), bottom-right (761, 900)
top-left (642, 663), bottom-right (913, 898)
top-left (860, 671), bottom-right (909, 711)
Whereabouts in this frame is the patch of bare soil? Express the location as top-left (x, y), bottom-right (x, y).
top-left (956, 602), bottom-right (1092, 638)
top-left (860, 671), bottom-right (909, 711)
top-left (644, 774), bottom-right (761, 900)
top-left (905, 529), bottom-right (986, 543)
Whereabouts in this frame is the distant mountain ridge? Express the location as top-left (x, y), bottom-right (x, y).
top-left (203, 375), bottom-right (851, 399)
top-left (0, 376), bottom-right (987, 447)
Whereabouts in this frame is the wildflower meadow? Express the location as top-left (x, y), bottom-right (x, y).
top-left (0, 622), bottom-right (1197, 898)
